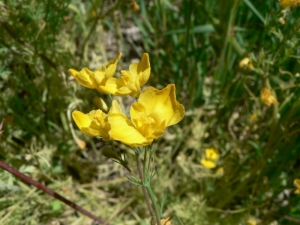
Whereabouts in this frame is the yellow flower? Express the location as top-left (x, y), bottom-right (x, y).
top-left (108, 84), bottom-right (185, 146)
top-left (72, 100), bottom-right (122, 141)
top-left (279, 0), bottom-right (300, 8)
top-left (247, 218), bottom-right (257, 225)
top-left (216, 167), bottom-right (224, 176)
top-left (250, 113), bottom-right (258, 122)
top-left (69, 53), bottom-right (151, 97)
top-left (115, 53), bottom-right (150, 96)
top-left (201, 148), bottom-right (220, 169)
top-left (239, 57), bottom-right (254, 70)
top-left (294, 178), bottom-right (300, 194)
top-left (261, 88), bottom-right (279, 106)
top-left (69, 53), bottom-right (122, 90)
top-left (156, 217), bottom-right (173, 225)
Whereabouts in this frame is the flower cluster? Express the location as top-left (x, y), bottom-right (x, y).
top-left (70, 53), bottom-right (185, 147)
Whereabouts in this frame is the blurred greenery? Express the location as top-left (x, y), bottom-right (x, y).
top-left (1, 0), bottom-right (300, 224)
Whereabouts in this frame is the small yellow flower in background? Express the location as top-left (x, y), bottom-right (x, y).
top-left (156, 217), bottom-right (172, 225)
top-left (130, 1), bottom-right (140, 12)
top-left (93, 97), bottom-right (108, 112)
top-left (239, 57), bottom-right (254, 70)
top-left (247, 218), bottom-right (257, 225)
top-left (216, 167), bottom-right (224, 176)
top-left (109, 84), bottom-right (185, 146)
top-left (201, 148), bottom-right (220, 169)
top-left (279, 0), bottom-right (300, 8)
top-left (261, 88), bottom-right (279, 106)
top-left (72, 100), bottom-right (122, 141)
top-left (250, 113), bottom-right (258, 122)
top-left (294, 178), bottom-right (300, 194)
top-left (279, 17), bottom-right (285, 25)
top-left (69, 53), bottom-right (151, 97)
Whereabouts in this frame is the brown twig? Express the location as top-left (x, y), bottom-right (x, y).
top-left (0, 160), bottom-right (109, 225)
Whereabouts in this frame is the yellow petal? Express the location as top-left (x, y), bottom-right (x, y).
top-left (96, 77), bottom-right (119, 94)
top-left (201, 159), bottom-right (217, 169)
top-left (109, 100), bottom-right (123, 114)
top-left (129, 53), bottom-right (151, 88)
top-left (72, 110), bottom-right (110, 140)
top-left (294, 179), bottom-right (300, 188)
top-left (205, 148), bottom-right (220, 161)
top-left (130, 102), bottom-right (165, 139)
top-left (105, 52), bottom-right (122, 77)
top-left (261, 88), bottom-right (279, 106)
top-left (108, 113), bottom-right (152, 146)
top-left (136, 84), bottom-right (185, 127)
top-left (69, 68), bottom-right (96, 89)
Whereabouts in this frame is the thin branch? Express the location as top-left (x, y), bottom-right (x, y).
top-left (0, 160), bottom-right (109, 225)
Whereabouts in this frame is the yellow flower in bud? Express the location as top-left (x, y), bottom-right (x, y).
top-left (294, 178), bottom-right (300, 194)
top-left (279, 17), bottom-right (285, 25)
top-left (201, 148), bottom-right (220, 169)
top-left (108, 84), bottom-right (185, 146)
top-left (93, 97), bottom-right (108, 112)
top-left (72, 100), bottom-right (122, 141)
top-left (247, 218), bottom-right (257, 225)
top-left (261, 88), bottom-right (279, 106)
top-left (250, 113), bottom-right (258, 122)
top-left (279, 0), bottom-right (300, 8)
top-left (156, 217), bottom-right (172, 225)
top-left (216, 167), bottom-right (224, 176)
top-left (239, 57), bottom-right (254, 70)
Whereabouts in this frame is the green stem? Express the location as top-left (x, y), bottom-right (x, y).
top-left (145, 183), bottom-right (161, 225)
top-left (135, 152), bottom-right (155, 224)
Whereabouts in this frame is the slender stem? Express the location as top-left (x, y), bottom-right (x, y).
top-left (142, 146), bottom-right (161, 225)
top-left (0, 160), bottom-right (109, 225)
top-left (135, 152), bottom-right (156, 224)
top-left (145, 183), bottom-right (161, 225)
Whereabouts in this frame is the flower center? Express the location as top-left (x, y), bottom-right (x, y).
top-left (136, 112), bottom-right (155, 125)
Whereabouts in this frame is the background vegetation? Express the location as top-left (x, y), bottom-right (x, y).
top-left (1, 0), bottom-right (300, 224)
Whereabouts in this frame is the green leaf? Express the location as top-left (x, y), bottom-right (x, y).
top-left (101, 146), bottom-right (119, 160)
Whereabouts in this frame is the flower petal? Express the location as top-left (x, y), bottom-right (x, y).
top-left (108, 113), bottom-right (152, 146)
top-left (201, 159), bottom-right (217, 169)
top-left (69, 68), bottom-right (96, 89)
top-left (136, 84), bottom-right (185, 127)
top-left (129, 53), bottom-right (151, 88)
top-left (105, 52), bottom-right (122, 77)
top-left (72, 110), bottom-right (101, 136)
top-left (205, 148), bottom-right (220, 161)
top-left (72, 110), bottom-right (110, 140)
